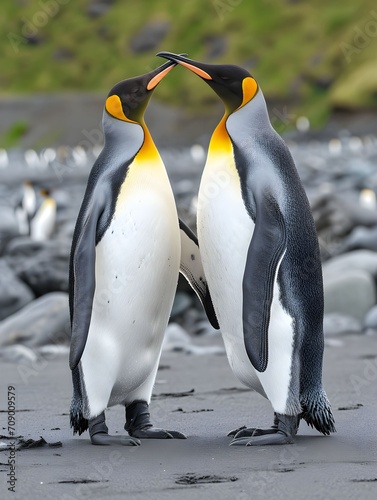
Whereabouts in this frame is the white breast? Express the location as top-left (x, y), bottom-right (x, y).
top-left (81, 161), bottom-right (180, 415)
top-left (197, 151), bottom-right (295, 413)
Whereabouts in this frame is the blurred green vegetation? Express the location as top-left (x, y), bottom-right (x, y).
top-left (1, 0), bottom-right (377, 126)
top-left (1, 121), bottom-right (29, 148)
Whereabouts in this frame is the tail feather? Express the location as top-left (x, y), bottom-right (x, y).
top-left (70, 403), bottom-right (89, 435)
top-left (300, 390), bottom-right (336, 436)
top-left (70, 365), bottom-right (89, 435)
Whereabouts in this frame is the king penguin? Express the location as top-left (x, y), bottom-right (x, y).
top-left (69, 59), bottom-right (218, 446)
top-left (157, 52), bottom-right (335, 445)
top-left (30, 188), bottom-right (56, 241)
top-left (15, 181), bottom-right (37, 235)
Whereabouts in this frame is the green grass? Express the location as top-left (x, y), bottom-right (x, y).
top-left (0, 121), bottom-right (29, 148)
top-left (1, 0), bottom-right (376, 126)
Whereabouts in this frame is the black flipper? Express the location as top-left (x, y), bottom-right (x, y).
top-left (243, 193), bottom-right (287, 372)
top-left (178, 219), bottom-right (219, 330)
top-left (69, 188), bottom-right (106, 370)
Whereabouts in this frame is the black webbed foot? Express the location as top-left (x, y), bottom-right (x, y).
top-left (125, 400), bottom-right (186, 439)
top-left (229, 414), bottom-right (298, 446)
top-left (89, 412), bottom-right (140, 446)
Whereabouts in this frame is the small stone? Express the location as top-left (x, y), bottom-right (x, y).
top-left (0, 206), bottom-right (19, 255)
top-left (5, 238), bottom-right (70, 296)
top-left (171, 292), bottom-right (193, 318)
top-left (323, 313), bottom-right (362, 336)
top-left (0, 259), bottom-right (34, 321)
top-left (130, 20), bottom-right (170, 53)
top-left (0, 345), bottom-right (37, 364)
top-left (323, 250), bottom-right (377, 279)
top-left (342, 226), bottom-right (377, 252)
top-left (324, 269), bottom-right (376, 321)
top-left (363, 305), bottom-right (377, 335)
top-left (0, 292), bottom-right (70, 348)
top-left (86, 0), bottom-right (115, 18)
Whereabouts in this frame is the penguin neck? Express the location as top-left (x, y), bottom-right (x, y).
top-left (208, 113), bottom-right (233, 157)
top-left (136, 121), bottom-right (161, 164)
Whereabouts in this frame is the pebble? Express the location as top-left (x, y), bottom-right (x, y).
top-left (322, 250), bottom-right (377, 279)
top-left (324, 269), bottom-right (376, 321)
top-left (363, 305), bottom-right (377, 335)
top-left (163, 323), bottom-right (224, 355)
top-left (323, 313), bottom-right (362, 337)
top-left (0, 259), bottom-right (34, 321)
top-left (5, 238), bottom-right (70, 296)
top-left (1, 134), bottom-right (377, 347)
top-left (0, 292), bottom-right (70, 348)
top-left (0, 344), bottom-right (38, 364)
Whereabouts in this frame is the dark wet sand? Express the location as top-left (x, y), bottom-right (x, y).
top-left (1, 334), bottom-right (377, 500)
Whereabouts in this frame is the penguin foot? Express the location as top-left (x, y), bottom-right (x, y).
top-left (89, 412), bottom-right (141, 446)
top-left (229, 426), bottom-right (278, 439)
top-left (229, 414), bottom-right (298, 446)
top-left (125, 400), bottom-right (186, 439)
top-left (91, 433), bottom-right (141, 446)
top-left (227, 425), bottom-right (247, 437)
top-left (128, 427), bottom-right (186, 439)
top-left (228, 413), bottom-right (278, 438)
top-left (230, 431), bottom-right (294, 446)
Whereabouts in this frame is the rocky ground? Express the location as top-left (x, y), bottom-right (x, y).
top-left (1, 131), bottom-right (377, 357)
top-left (0, 129), bottom-right (377, 498)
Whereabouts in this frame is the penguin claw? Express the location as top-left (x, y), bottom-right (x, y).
top-left (227, 425), bottom-right (247, 437)
top-left (129, 427), bottom-right (187, 439)
top-left (91, 433), bottom-right (141, 446)
top-left (230, 432), bottom-right (294, 447)
top-left (233, 426), bottom-right (278, 439)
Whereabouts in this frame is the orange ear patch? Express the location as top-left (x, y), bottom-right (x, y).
top-left (105, 95), bottom-right (129, 122)
top-left (238, 77), bottom-right (258, 109)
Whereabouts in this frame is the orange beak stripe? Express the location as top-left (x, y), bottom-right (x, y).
top-left (147, 64), bottom-right (175, 90)
top-left (177, 61), bottom-right (212, 80)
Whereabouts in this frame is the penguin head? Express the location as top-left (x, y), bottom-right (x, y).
top-left (40, 188), bottom-right (50, 197)
top-left (157, 52), bottom-right (258, 115)
top-left (105, 60), bottom-right (176, 124)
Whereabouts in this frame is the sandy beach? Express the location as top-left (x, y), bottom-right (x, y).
top-left (1, 331), bottom-right (376, 500)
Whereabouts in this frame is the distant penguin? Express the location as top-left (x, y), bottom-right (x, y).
top-left (158, 52), bottom-right (335, 445)
top-left (15, 181), bottom-right (37, 235)
top-left (69, 60), bottom-right (218, 446)
top-left (30, 188), bottom-right (56, 241)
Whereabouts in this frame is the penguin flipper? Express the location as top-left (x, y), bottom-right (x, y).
top-left (178, 219), bottom-right (220, 329)
top-left (243, 194), bottom-right (287, 372)
top-left (69, 191), bottom-right (106, 370)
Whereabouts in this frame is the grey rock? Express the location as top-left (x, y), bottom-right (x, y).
top-left (0, 206), bottom-right (19, 255)
top-left (171, 292), bottom-right (193, 318)
top-left (0, 259), bottom-right (34, 321)
top-left (323, 250), bottom-right (377, 279)
top-left (130, 20), bottom-right (170, 53)
top-left (323, 313), bottom-right (362, 336)
top-left (86, 0), bottom-right (115, 18)
top-left (324, 269), bottom-right (376, 321)
top-left (0, 345), bottom-right (38, 364)
top-left (203, 35), bottom-right (227, 59)
top-left (342, 225), bottom-right (377, 252)
top-left (5, 238), bottom-right (70, 296)
top-left (0, 292), bottom-right (70, 348)
top-left (363, 305), bottom-right (377, 335)
top-left (312, 193), bottom-right (377, 238)
top-left (163, 323), bottom-right (224, 355)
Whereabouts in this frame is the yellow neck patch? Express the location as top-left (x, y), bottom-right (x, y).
top-left (237, 77), bottom-right (258, 110)
top-left (208, 114), bottom-right (232, 155)
top-left (135, 126), bottom-right (161, 163)
top-left (105, 95), bottom-right (137, 124)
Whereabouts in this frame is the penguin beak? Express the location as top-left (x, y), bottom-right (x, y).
top-left (146, 54), bottom-right (189, 90)
top-left (146, 60), bottom-right (177, 91)
top-left (156, 52), bottom-right (213, 81)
